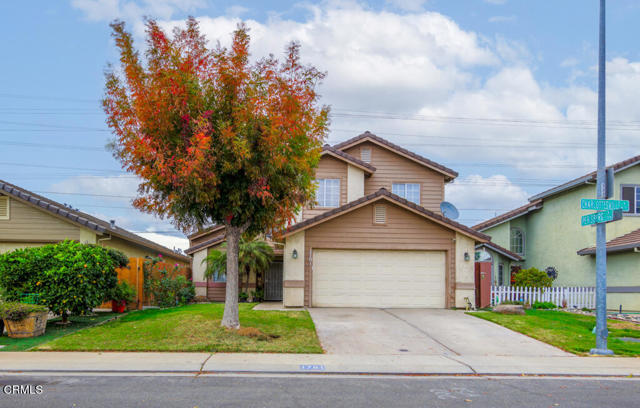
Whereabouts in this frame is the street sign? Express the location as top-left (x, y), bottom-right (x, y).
top-left (581, 198), bottom-right (629, 211)
top-left (581, 209), bottom-right (623, 226)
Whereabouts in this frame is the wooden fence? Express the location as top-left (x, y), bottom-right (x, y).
top-left (491, 285), bottom-right (596, 309)
top-left (99, 257), bottom-right (191, 310)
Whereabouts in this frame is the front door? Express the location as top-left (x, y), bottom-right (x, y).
top-left (264, 261), bottom-right (283, 301)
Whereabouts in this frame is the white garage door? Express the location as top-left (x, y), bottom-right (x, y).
top-left (312, 249), bottom-right (446, 308)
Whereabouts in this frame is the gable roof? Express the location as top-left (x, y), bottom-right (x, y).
top-left (473, 200), bottom-right (543, 231)
top-left (529, 154), bottom-right (640, 202)
top-left (187, 224), bottom-right (225, 241)
top-left (321, 145), bottom-right (376, 174)
top-left (283, 187), bottom-right (490, 242)
top-left (475, 242), bottom-right (523, 261)
top-left (185, 232), bottom-right (226, 255)
top-left (577, 227), bottom-right (640, 255)
top-left (332, 131), bottom-right (458, 180)
top-left (0, 179), bottom-right (190, 262)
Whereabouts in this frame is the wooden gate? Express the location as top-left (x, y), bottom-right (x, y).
top-left (475, 261), bottom-right (492, 308)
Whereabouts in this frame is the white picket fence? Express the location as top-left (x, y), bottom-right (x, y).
top-left (491, 286), bottom-right (596, 309)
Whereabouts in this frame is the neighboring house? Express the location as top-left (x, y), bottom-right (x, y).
top-left (473, 155), bottom-right (640, 311)
top-left (189, 131), bottom-right (491, 308)
top-left (0, 179), bottom-right (190, 267)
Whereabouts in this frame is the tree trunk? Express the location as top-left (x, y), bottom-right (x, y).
top-left (221, 225), bottom-right (242, 328)
top-left (61, 311), bottom-right (69, 325)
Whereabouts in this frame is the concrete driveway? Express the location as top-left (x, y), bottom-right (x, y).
top-left (308, 308), bottom-right (570, 357)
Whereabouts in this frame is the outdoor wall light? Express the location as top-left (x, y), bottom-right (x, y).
top-left (292, 249), bottom-right (298, 259)
top-left (464, 252), bottom-right (470, 261)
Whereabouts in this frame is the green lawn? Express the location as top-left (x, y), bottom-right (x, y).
top-left (1, 312), bottom-right (119, 351)
top-left (38, 303), bottom-right (323, 353)
top-left (468, 309), bottom-right (640, 356)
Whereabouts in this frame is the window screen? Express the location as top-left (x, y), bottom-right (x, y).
top-left (392, 183), bottom-right (420, 205)
top-left (317, 179), bottom-right (340, 207)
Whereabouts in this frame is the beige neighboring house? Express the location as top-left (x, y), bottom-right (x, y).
top-left (188, 131), bottom-right (490, 308)
top-left (0, 179), bottom-right (190, 266)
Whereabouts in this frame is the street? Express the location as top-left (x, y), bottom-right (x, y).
top-left (0, 375), bottom-right (637, 408)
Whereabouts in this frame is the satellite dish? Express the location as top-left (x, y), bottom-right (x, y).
top-left (440, 201), bottom-right (459, 220)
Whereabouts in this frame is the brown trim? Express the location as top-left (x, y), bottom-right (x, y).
top-left (285, 188), bottom-right (490, 242)
top-left (283, 280), bottom-right (305, 288)
top-left (185, 234), bottom-right (226, 254)
top-left (188, 224), bottom-right (225, 240)
top-left (332, 132), bottom-right (458, 180)
top-left (476, 242), bottom-right (523, 261)
top-left (456, 282), bottom-right (475, 290)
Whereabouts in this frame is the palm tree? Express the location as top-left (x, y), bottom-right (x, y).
top-left (203, 237), bottom-right (274, 299)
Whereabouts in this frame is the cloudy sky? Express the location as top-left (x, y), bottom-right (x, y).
top-left (2, 0), bottom-right (640, 250)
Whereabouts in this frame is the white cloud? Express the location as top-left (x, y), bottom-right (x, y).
top-left (488, 15), bottom-right (516, 23)
top-left (138, 232), bottom-right (189, 252)
top-left (445, 174), bottom-right (529, 225)
top-left (51, 175), bottom-right (139, 203)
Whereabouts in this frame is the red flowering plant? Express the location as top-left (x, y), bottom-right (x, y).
top-left (103, 19), bottom-right (329, 327)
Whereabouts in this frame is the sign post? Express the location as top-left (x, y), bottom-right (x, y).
top-left (591, 0), bottom-right (613, 356)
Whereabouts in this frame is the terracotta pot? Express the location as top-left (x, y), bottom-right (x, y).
top-left (4, 311), bottom-right (48, 338)
top-left (111, 300), bottom-right (126, 313)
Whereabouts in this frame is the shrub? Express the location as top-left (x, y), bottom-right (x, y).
top-left (0, 241), bottom-right (126, 323)
top-left (143, 257), bottom-right (195, 308)
top-left (532, 301), bottom-right (557, 309)
top-left (0, 302), bottom-right (48, 321)
top-left (111, 281), bottom-right (137, 303)
top-left (239, 291), bottom-right (249, 302)
top-left (513, 267), bottom-right (554, 288)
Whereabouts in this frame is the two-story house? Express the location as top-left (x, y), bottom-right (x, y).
top-left (474, 155), bottom-right (640, 311)
top-left (187, 131), bottom-right (490, 308)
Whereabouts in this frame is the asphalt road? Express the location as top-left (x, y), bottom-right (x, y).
top-left (0, 375), bottom-right (638, 408)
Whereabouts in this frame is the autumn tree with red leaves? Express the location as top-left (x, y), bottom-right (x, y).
top-left (103, 19), bottom-right (329, 328)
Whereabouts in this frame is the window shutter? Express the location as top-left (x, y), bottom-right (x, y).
top-left (374, 205), bottom-right (386, 224)
top-left (360, 148), bottom-right (371, 163)
top-left (0, 196), bottom-right (9, 219)
top-left (622, 186), bottom-right (635, 214)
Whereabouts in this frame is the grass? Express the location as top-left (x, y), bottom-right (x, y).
top-left (1, 312), bottom-right (119, 351)
top-left (38, 303), bottom-right (323, 353)
top-left (468, 309), bottom-right (640, 356)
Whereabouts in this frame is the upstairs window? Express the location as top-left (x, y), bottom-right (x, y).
top-left (316, 179), bottom-right (340, 207)
top-left (0, 196), bottom-right (9, 220)
top-left (621, 185), bottom-right (640, 214)
top-left (392, 183), bottom-right (420, 205)
top-left (510, 227), bottom-right (525, 256)
top-left (360, 147), bottom-right (371, 163)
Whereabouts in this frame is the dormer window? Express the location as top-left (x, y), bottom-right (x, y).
top-left (392, 183), bottom-right (420, 205)
top-left (316, 179), bottom-right (340, 207)
top-left (360, 148), bottom-right (371, 163)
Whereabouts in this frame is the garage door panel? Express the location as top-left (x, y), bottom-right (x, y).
top-left (312, 249), bottom-right (445, 308)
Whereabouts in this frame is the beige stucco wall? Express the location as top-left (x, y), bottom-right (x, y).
top-left (455, 232), bottom-right (476, 307)
top-left (192, 248), bottom-right (208, 297)
top-left (79, 228), bottom-right (97, 245)
top-left (283, 230), bottom-right (305, 307)
top-left (347, 165), bottom-right (365, 202)
top-left (0, 242), bottom-right (47, 254)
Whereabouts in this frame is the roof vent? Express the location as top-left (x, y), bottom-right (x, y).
top-left (374, 204), bottom-right (386, 224)
top-left (0, 196), bottom-right (9, 220)
top-left (110, 220), bottom-right (116, 228)
top-left (360, 148), bottom-right (371, 163)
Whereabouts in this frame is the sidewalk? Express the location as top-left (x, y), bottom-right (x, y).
top-left (1, 352), bottom-right (639, 376)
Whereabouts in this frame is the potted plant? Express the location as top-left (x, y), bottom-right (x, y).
top-left (0, 302), bottom-right (49, 338)
top-left (111, 281), bottom-right (136, 313)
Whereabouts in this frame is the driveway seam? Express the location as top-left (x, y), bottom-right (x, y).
top-left (381, 309), bottom-right (478, 374)
top-left (381, 309), bottom-right (461, 356)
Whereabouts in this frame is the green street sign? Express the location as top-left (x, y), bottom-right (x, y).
top-left (581, 209), bottom-right (623, 226)
top-left (580, 198), bottom-right (629, 211)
